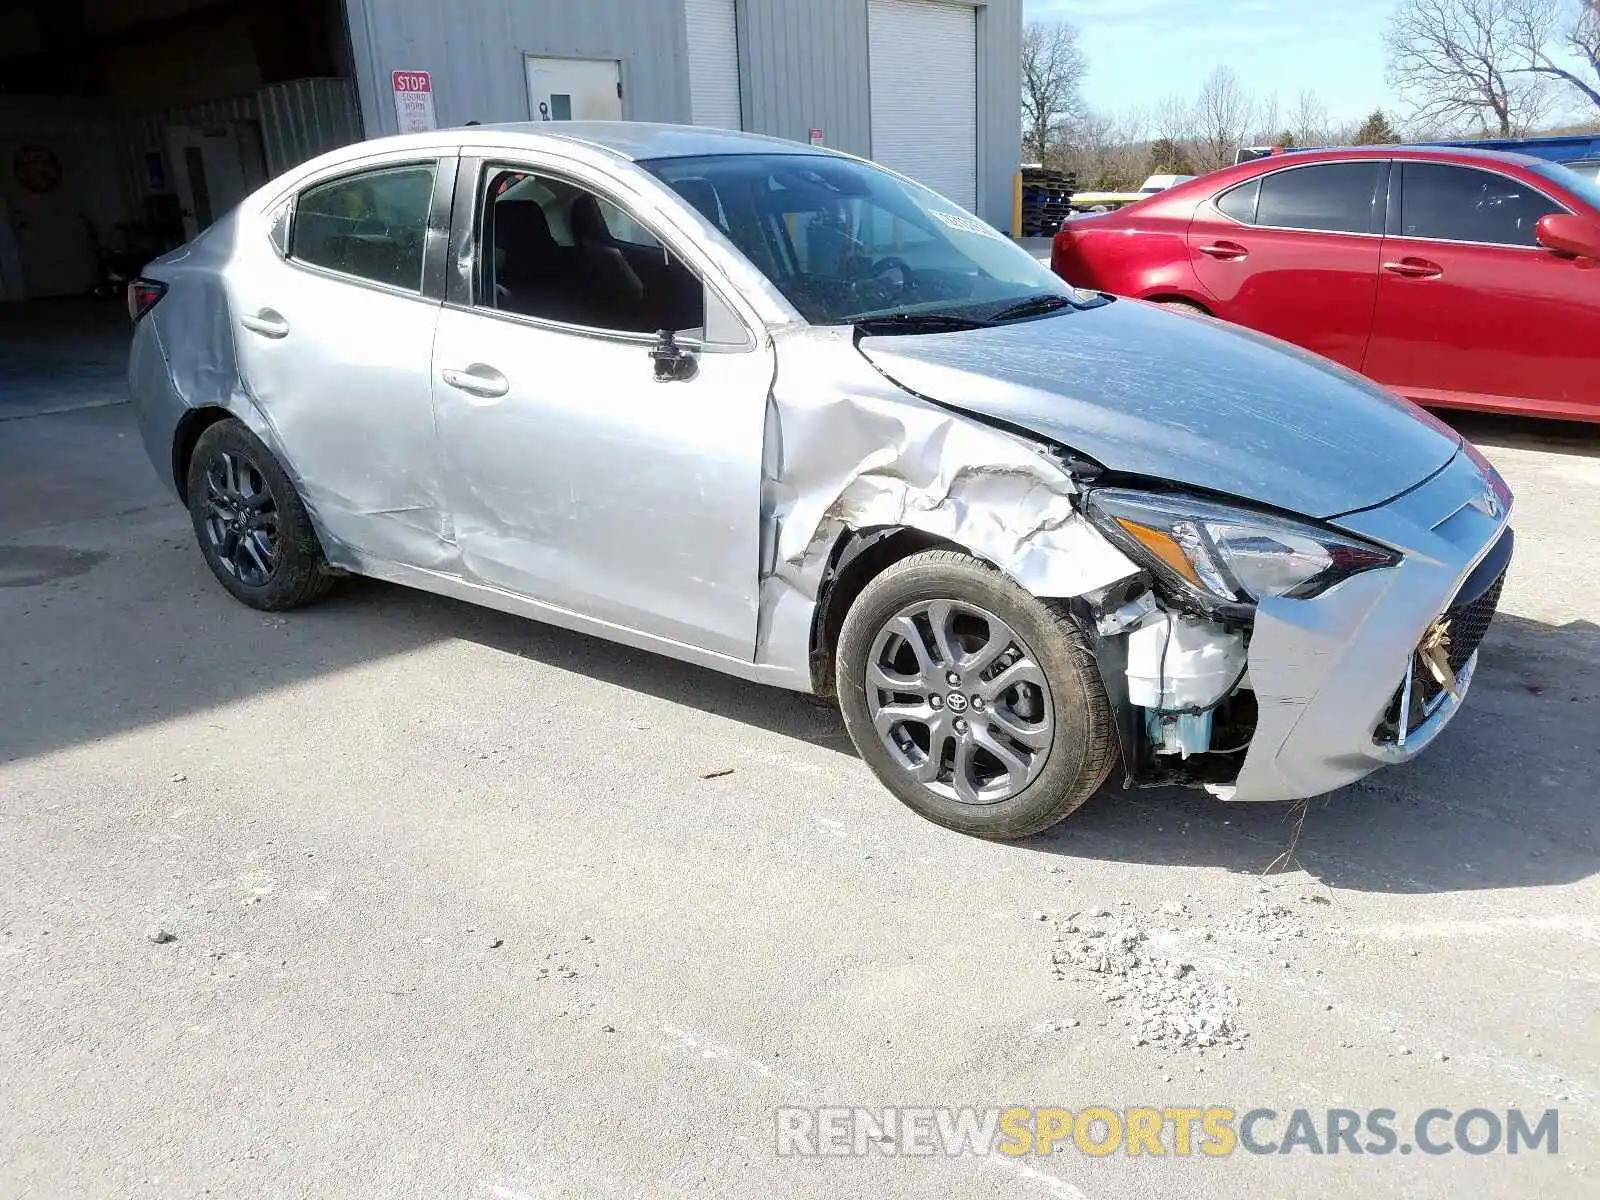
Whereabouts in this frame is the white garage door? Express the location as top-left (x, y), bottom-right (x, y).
top-left (684, 0), bottom-right (742, 129)
top-left (868, 0), bottom-right (977, 212)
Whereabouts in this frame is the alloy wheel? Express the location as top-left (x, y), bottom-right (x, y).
top-left (201, 449), bottom-right (281, 587)
top-left (864, 599), bottom-right (1054, 805)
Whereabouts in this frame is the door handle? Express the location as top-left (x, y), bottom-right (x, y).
top-left (1382, 258), bottom-right (1442, 279)
top-left (441, 364), bottom-right (510, 399)
top-left (240, 310), bottom-right (290, 338)
top-left (1197, 241), bottom-right (1248, 261)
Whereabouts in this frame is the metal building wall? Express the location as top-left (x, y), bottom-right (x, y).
top-left (737, 0), bottom-right (1021, 226)
top-left (738, 0), bottom-right (872, 157)
top-left (258, 79), bottom-right (364, 176)
top-left (339, 0), bottom-right (1022, 226)
top-left (340, 0), bottom-right (693, 135)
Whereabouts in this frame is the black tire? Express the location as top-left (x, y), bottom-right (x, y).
top-left (185, 418), bottom-right (334, 611)
top-left (1153, 299), bottom-right (1208, 316)
top-left (836, 549), bottom-right (1117, 840)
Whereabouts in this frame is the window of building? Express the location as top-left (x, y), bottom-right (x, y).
top-left (291, 164), bottom-right (436, 290)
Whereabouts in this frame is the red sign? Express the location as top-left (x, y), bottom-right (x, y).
top-left (391, 70), bottom-right (432, 93)
top-left (391, 70), bottom-right (437, 133)
top-left (808, 128), bottom-right (824, 146)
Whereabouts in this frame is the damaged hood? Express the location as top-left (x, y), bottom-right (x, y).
top-left (857, 299), bottom-right (1461, 519)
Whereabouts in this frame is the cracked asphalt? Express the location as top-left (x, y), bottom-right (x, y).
top-left (2, 302), bottom-right (1596, 1198)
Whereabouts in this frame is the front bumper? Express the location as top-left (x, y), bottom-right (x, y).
top-left (1211, 444), bottom-right (1512, 803)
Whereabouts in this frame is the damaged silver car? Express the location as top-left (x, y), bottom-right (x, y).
top-left (127, 124), bottom-right (1514, 839)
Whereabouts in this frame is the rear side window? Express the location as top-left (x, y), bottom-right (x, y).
top-left (1215, 178), bottom-right (1260, 223)
top-left (1399, 162), bottom-right (1563, 247)
top-left (291, 164), bottom-right (436, 291)
top-left (1255, 163), bottom-right (1381, 234)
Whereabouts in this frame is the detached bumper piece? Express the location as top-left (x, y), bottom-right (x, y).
top-left (1381, 528), bottom-right (1513, 747)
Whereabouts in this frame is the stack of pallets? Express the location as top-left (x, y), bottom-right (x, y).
top-left (1019, 167), bottom-right (1077, 236)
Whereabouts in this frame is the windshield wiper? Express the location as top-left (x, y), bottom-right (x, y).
top-left (854, 313), bottom-right (991, 335)
top-left (989, 294), bottom-right (1077, 323)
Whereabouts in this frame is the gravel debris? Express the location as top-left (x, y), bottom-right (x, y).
top-left (146, 926), bottom-right (176, 945)
top-left (1050, 914), bottom-right (1240, 1053)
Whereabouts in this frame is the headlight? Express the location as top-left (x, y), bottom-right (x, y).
top-left (1084, 489), bottom-right (1398, 607)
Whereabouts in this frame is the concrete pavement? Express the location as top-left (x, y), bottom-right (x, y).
top-left (1, 325), bottom-right (1597, 1197)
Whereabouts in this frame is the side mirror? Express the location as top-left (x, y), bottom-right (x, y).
top-left (1535, 213), bottom-right (1600, 260)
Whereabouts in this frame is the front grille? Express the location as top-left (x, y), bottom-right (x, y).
top-left (1380, 534), bottom-right (1512, 742)
top-left (1415, 567), bottom-right (1506, 707)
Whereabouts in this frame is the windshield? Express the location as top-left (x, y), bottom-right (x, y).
top-left (1529, 160), bottom-right (1600, 212)
top-left (643, 153), bottom-right (1071, 326)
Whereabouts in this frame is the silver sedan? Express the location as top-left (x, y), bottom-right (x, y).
top-left (127, 123), bottom-right (1513, 839)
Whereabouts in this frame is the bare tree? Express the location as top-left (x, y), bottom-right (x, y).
top-left (1021, 20), bottom-right (1088, 161)
top-left (1150, 92), bottom-right (1197, 147)
top-left (1291, 89), bottom-right (1334, 144)
top-left (1194, 67), bottom-right (1255, 170)
top-left (1385, 0), bottom-right (1558, 135)
top-left (1252, 91), bottom-right (1284, 145)
top-left (1506, 0), bottom-right (1600, 110)
top-left (1062, 107), bottom-right (1153, 189)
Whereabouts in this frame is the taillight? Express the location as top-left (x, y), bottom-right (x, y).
top-left (127, 278), bottom-right (167, 323)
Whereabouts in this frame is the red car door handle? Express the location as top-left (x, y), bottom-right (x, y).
top-left (1198, 241), bottom-right (1248, 261)
top-left (1383, 258), bottom-right (1443, 279)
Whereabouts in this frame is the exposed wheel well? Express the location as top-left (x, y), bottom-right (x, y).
top-left (808, 527), bottom-right (962, 696)
top-left (171, 407), bottom-right (235, 503)
top-left (1144, 294), bottom-right (1212, 315)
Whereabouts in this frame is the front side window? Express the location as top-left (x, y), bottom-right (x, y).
top-left (481, 168), bottom-right (702, 334)
top-left (1400, 162), bottom-right (1565, 246)
top-left (643, 153), bottom-right (1070, 326)
top-left (1254, 163), bottom-right (1381, 234)
top-left (291, 163), bottom-right (435, 290)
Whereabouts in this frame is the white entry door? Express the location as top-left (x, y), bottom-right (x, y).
top-left (868, 0), bottom-right (978, 213)
top-left (167, 125), bottom-right (250, 241)
top-left (525, 57), bottom-right (623, 122)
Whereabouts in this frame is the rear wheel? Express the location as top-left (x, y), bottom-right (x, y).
top-left (1153, 298), bottom-right (1208, 316)
top-left (186, 418), bottom-right (333, 611)
top-left (836, 550), bottom-right (1117, 840)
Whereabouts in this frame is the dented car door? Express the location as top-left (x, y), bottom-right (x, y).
top-left (230, 152), bottom-right (458, 569)
top-left (429, 156), bottom-right (772, 661)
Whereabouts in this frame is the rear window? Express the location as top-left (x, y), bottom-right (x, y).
top-left (1255, 163), bottom-right (1381, 234)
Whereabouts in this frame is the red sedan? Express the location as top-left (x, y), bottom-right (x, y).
top-left (1051, 146), bottom-right (1600, 421)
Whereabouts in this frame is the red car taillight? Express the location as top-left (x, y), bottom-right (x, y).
top-left (127, 278), bottom-right (167, 323)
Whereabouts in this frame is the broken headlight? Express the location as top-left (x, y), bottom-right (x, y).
top-left (1084, 489), bottom-right (1398, 607)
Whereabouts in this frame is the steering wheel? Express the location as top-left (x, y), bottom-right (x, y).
top-left (869, 256), bottom-right (914, 292)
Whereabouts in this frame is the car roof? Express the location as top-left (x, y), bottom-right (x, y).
top-left (1244, 144), bottom-right (1555, 170)
top-left (345, 121), bottom-right (834, 163)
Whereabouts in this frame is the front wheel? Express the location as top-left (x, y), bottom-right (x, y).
top-left (836, 550), bottom-right (1118, 840)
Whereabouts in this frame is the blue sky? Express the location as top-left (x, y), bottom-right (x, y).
top-left (1025, 0), bottom-right (1401, 123)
